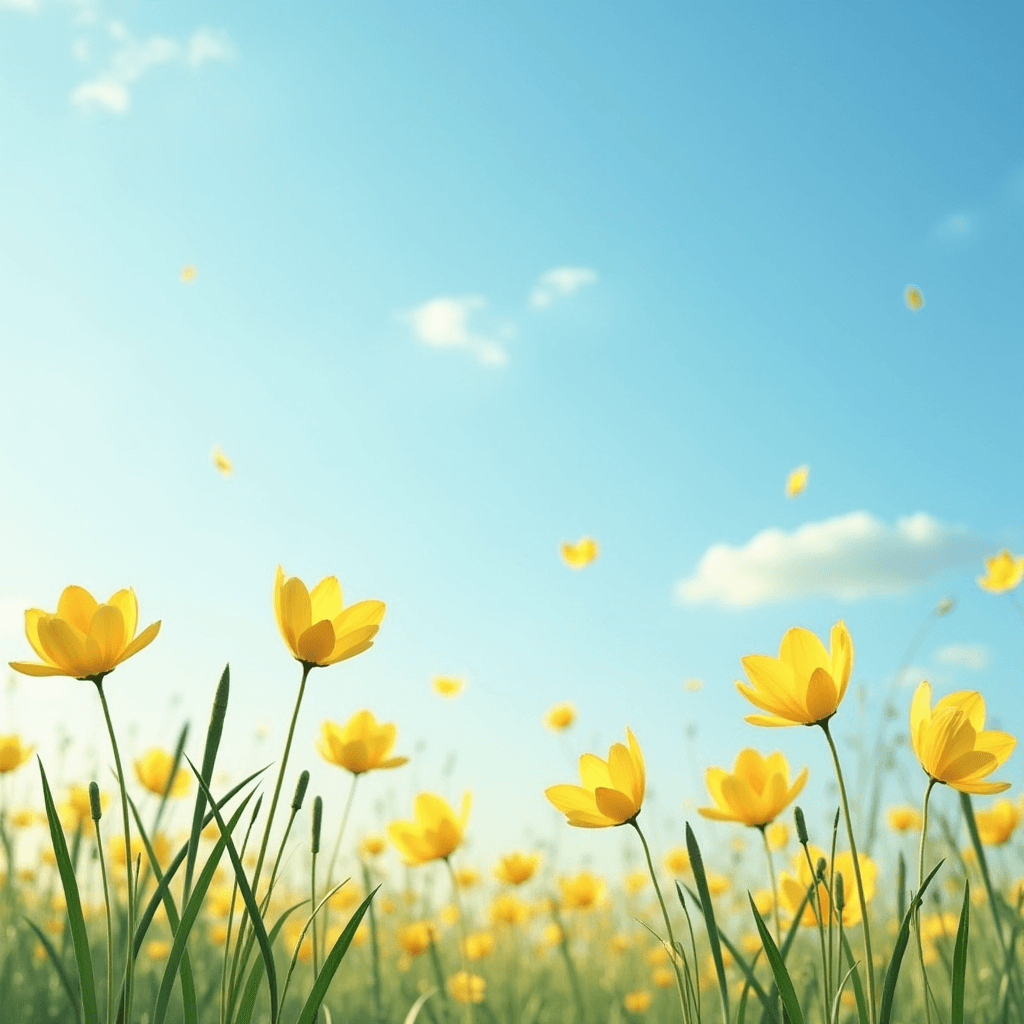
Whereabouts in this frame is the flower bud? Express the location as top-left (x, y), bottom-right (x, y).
top-left (292, 770), bottom-right (310, 811)
top-left (794, 806), bottom-right (808, 846)
top-left (312, 796), bottom-right (323, 855)
top-left (834, 872), bottom-right (845, 912)
top-left (89, 781), bottom-right (103, 822)
top-left (816, 857), bottom-right (828, 881)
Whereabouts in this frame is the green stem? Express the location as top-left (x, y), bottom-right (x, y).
top-left (94, 678), bottom-right (135, 1024)
top-left (800, 840), bottom-right (832, 1024)
top-left (821, 719), bottom-right (877, 1024)
top-left (631, 819), bottom-right (693, 1024)
top-left (550, 899), bottom-right (586, 1024)
top-left (321, 773), bottom-right (359, 961)
top-left (759, 824), bottom-right (782, 944)
top-left (94, 815), bottom-right (115, 1024)
top-left (916, 778), bottom-right (937, 1024)
top-left (445, 857), bottom-right (474, 1024)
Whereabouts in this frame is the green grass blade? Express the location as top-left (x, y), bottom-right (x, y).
top-left (293, 886), bottom-right (379, 1024)
top-left (840, 934), bottom-right (869, 1024)
top-left (183, 664), bottom-right (230, 903)
top-left (186, 754), bottom-right (280, 1023)
top-left (896, 852), bottom-right (907, 926)
top-left (235, 901), bottom-right (307, 1024)
top-left (830, 964), bottom-right (860, 1024)
top-left (686, 822), bottom-right (730, 1023)
top-left (23, 916), bottom-right (83, 1024)
top-left (404, 989), bottom-right (439, 1024)
top-left (879, 859), bottom-right (943, 1024)
top-left (37, 758), bottom-right (99, 1024)
top-left (951, 880), bottom-right (970, 1024)
top-left (748, 895), bottom-right (804, 1024)
top-left (152, 790), bottom-right (255, 1024)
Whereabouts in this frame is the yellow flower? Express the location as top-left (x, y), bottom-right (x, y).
top-left (653, 967), bottom-right (675, 989)
top-left (58, 785), bottom-right (109, 831)
top-left (490, 893), bottom-right (530, 925)
top-left (977, 549), bottom-right (1024, 594)
top-left (447, 972), bottom-right (486, 1005)
top-left (463, 931), bottom-right (495, 961)
top-left (663, 848), bottom-right (689, 875)
top-left (974, 799), bottom-right (1020, 845)
top-left (109, 832), bottom-right (171, 872)
top-left (706, 873), bottom-right (731, 896)
top-left (146, 940), bottom-right (171, 960)
top-left (9, 808), bottom-right (44, 829)
top-left (317, 710), bottom-right (408, 775)
top-left (360, 834), bottom-right (387, 858)
top-left (454, 866), bottom-right (481, 889)
top-left (904, 285), bottom-right (925, 311)
top-left (545, 702), bottom-right (576, 730)
top-left (778, 845), bottom-right (876, 927)
top-left (273, 566), bottom-right (385, 668)
top-left (887, 806), bottom-right (922, 833)
top-left (610, 932), bottom-right (631, 953)
top-left (698, 749), bottom-right (807, 828)
top-left (646, 945), bottom-right (669, 966)
top-left (766, 822), bottom-right (789, 851)
top-left (0, 735), bottom-right (34, 774)
top-left (542, 923), bottom-right (564, 945)
top-left (558, 871), bottom-right (605, 911)
top-left (134, 748), bottom-right (190, 797)
top-left (433, 675), bottom-right (463, 697)
top-left (910, 682), bottom-right (1015, 794)
top-left (624, 870), bottom-right (648, 895)
top-left (180, 264), bottom-right (197, 284)
top-left (494, 850), bottom-right (541, 885)
top-left (210, 445), bottom-right (232, 476)
top-left (561, 537), bottom-right (598, 569)
top-left (397, 921), bottom-right (436, 956)
top-left (785, 464), bottom-right (809, 498)
top-left (387, 792), bottom-right (471, 865)
top-left (623, 990), bottom-right (653, 1013)
top-left (10, 586), bottom-right (160, 681)
top-left (737, 622), bottom-right (852, 727)
top-left (546, 727), bottom-right (645, 828)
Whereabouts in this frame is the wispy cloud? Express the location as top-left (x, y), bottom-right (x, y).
top-left (935, 643), bottom-right (989, 672)
top-left (676, 511), bottom-right (988, 607)
top-left (529, 266), bottom-right (597, 310)
top-left (0, 0), bottom-right (38, 13)
top-left (71, 21), bottom-right (234, 114)
top-left (402, 296), bottom-right (511, 367)
top-left (932, 211), bottom-right (976, 241)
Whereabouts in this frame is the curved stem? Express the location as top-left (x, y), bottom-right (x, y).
top-left (95, 679), bottom-right (135, 1024)
top-left (820, 720), bottom-right (877, 1024)
top-left (631, 819), bottom-right (692, 1024)
top-left (916, 778), bottom-right (937, 1024)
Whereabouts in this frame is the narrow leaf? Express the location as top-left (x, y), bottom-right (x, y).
top-left (951, 880), bottom-right (970, 1024)
top-left (686, 822), bottom-right (730, 1023)
top-left (235, 901), bottom-right (307, 1024)
top-left (403, 988), bottom-right (438, 1024)
top-left (840, 935), bottom-right (869, 1024)
top-left (23, 916), bottom-right (83, 1024)
top-left (748, 896), bottom-right (804, 1024)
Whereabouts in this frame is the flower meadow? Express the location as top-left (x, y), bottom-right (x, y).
top-left (1, 556), bottom-right (1023, 1024)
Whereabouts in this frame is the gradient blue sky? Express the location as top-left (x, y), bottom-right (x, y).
top-left (1, 1), bottom-right (1022, 877)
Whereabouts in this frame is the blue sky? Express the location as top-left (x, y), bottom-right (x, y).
top-left (1, 0), bottom-right (1022, 880)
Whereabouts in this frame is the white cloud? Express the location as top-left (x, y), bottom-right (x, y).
top-left (71, 19), bottom-right (234, 114)
top-left (676, 511), bottom-right (988, 608)
top-left (529, 266), bottom-right (597, 310)
top-left (933, 211), bottom-right (976, 240)
top-left (403, 295), bottom-right (510, 367)
top-left (0, 0), bottom-right (38, 13)
top-left (935, 643), bottom-right (989, 672)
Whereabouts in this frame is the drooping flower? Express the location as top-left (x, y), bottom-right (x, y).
top-left (909, 682), bottom-right (1015, 794)
top-left (698, 749), bottom-right (807, 828)
top-left (274, 566), bottom-right (385, 668)
top-left (977, 550), bottom-right (1024, 594)
top-left (134, 748), bottom-right (191, 797)
top-left (545, 702), bottom-right (576, 730)
top-left (561, 537), bottom-right (598, 569)
top-left (433, 675), bottom-right (463, 697)
top-left (387, 792), bottom-right (471, 865)
top-left (494, 850), bottom-right (541, 885)
top-left (785, 465), bottom-right (809, 498)
top-left (10, 586), bottom-right (161, 681)
top-left (546, 727), bottom-right (645, 827)
top-left (887, 806), bottom-right (923, 833)
top-left (974, 799), bottom-right (1021, 845)
top-left (0, 734), bottom-right (34, 774)
top-left (737, 622), bottom-right (853, 727)
top-left (904, 285), bottom-right (925, 311)
top-left (316, 711), bottom-right (408, 775)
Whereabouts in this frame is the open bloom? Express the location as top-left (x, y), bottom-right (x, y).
top-left (778, 845), bottom-right (877, 927)
top-left (387, 792), bottom-right (471, 865)
top-left (274, 566), bottom-right (385, 668)
top-left (910, 682), bottom-right (1015, 794)
top-left (699, 749), bottom-right (807, 828)
top-left (0, 735), bottom-right (34, 774)
top-left (737, 622), bottom-right (852, 727)
top-left (135, 748), bottom-right (190, 797)
top-left (494, 850), bottom-right (541, 885)
top-left (559, 871), bottom-right (605, 910)
top-left (317, 710), bottom-right (408, 775)
top-left (10, 586), bottom-right (160, 681)
top-left (561, 537), bottom-right (598, 569)
top-left (974, 799), bottom-right (1020, 845)
top-left (977, 549), bottom-right (1024, 594)
top-left (546, 727), bottom-right (645, 827)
